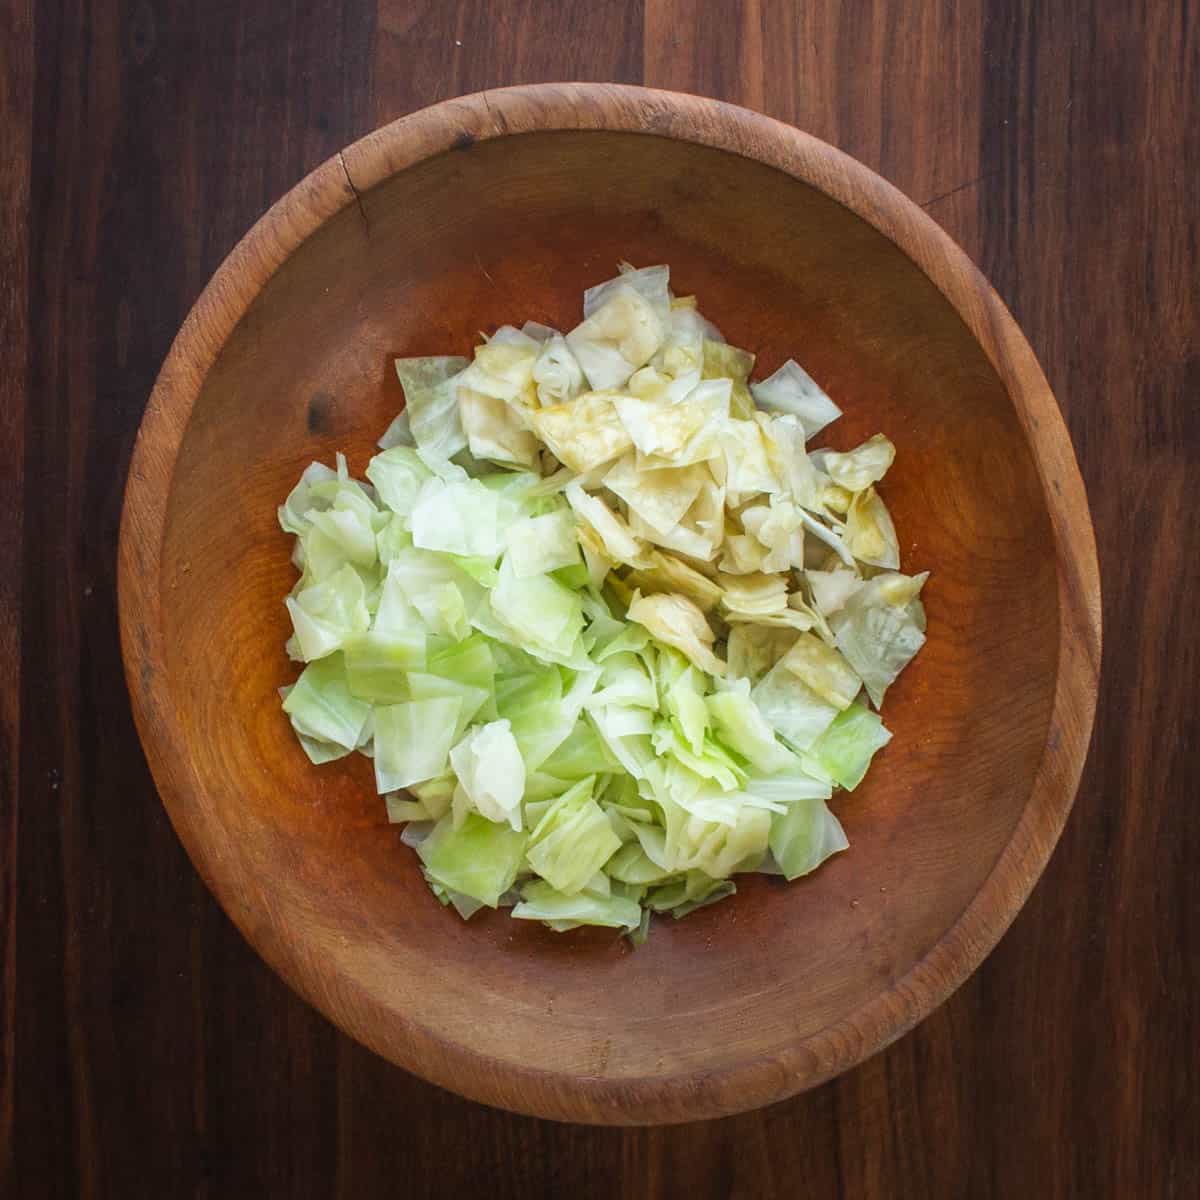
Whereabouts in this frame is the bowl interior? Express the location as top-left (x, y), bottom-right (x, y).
top-left (158, 130), bottom-right (1057, 1107)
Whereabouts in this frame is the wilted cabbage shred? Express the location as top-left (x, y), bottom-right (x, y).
top-left (278, 262), bottom-right (928, 941)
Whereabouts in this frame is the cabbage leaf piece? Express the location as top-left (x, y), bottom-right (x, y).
top-left (627, 591), bottom-right (725, 676)
top-left (394, 356), bottom-right (469, 458)
top-left (418, 812), bottom-right (527, 907)
top-left (528, 392), bottom-right (634, 473)
top-left (511, 878), bottom-right (642, 930)
top-left (532, 334), bottom-right (586, 406)
top-left (449, 718), bottom-right (527, 830)
top-left (526, 776), bottom-right (621, 894)
top-left (812, 434), bottom-right (896, 492)
top-left (832, 572), bottom-right (928, 707)
top-left (566, 284), bottom-right (666, 390)
top-left (803, 700), bottom-right (892, 790)
top-left (844, 486), bottom-right (900, 569)
top-left (768, 796), bottom-right (848, 880)
top-left (374, 696), bottom-right (462, 792)
top-left (282, 653), bottom-right (372, 750)
top-left (750, 358), bottom-right (841, 439)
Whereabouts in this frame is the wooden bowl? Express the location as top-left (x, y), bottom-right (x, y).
top-left (119, 84), bottom-right (1100, 1123)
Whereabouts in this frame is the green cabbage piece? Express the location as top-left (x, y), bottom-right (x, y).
top-left (449, 719), bottom-right (526, 830)
top-left (282, 654), bottom-right (372, 750)
top-left (768, 796), bottom-right (849, 880)
top-left (410, 478), bottom-right (512, 559)
top-left (706, 684), bottom-right (794, 773)
top-left (343, 629), bottom-right (426, 703)
top-left (418, 812), bottom-right (527, 908)
top-left (490, 557), bottom-right (585, 665)
top-left (504, 508), bottom-right (580, 578)
top-left (285, 563), bottom-right (371, 661)
top-left (803, 700), bottom-right (892, 790)
top-left (373, 696), bottom-right (461, 792)
top-left (511, 879), bottom-right (642, 931)
top-left (646, 871), bottom-right (737, 917)
top-left (365, 446), bottom-right (434, 519)
top-left (526, 776), bottom-right (622, 894)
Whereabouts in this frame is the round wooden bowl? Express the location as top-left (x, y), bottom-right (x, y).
top-left (119, 83), bottom-right (1100, 1123)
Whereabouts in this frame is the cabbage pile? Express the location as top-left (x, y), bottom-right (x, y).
top-left (278, 263), bottom-right (928, 941)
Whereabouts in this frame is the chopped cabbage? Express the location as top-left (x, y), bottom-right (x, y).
top-left (769, 796), bottom-right (849, 880)
top-left (750, 358), bottom-right (841, 438)
top-left (278, 262), bottom-right (927, 940)
top-left (393, 356), bottom-right (469, 459)
top-left (844, 486), bottom-right (900, 569)
top-left (566, 285), bottom-right (666, 390)
top-left (627, 591), bottom-right (725, 676)
top-left (449, 719), bottom-right (527, 830)
top-left (418, 812), bottom-right (527, 907)
top-left (526, 776), bottom-right (622, 894)
top-left (532, 334), bottom-right (586, 406)
top-left (812, 434), bottom-right (896, 492)
top-left (528, 392), bottom-right (634, 473)
top-left (373, 696), bottom-right (461, 792)
top-left (803, 700), bottom-right (892, 790)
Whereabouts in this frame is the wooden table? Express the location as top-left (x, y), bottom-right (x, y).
top-left (3, 2), bottom-right (1196, 1196)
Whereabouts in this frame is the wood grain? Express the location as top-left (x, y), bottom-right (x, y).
top-left (0, 0), bottom-right (32, 1183)
top-left (6, 0), bottom-right (1197, 1195)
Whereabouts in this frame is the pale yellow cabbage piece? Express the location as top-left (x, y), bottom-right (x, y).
top-left (630, 379), bottom-right (732, 470)
top-left (741, 498), bottom-right (805, 573)
top-left (584, 263), bottom-right (671, 325)
top-left (626, 591), bottom-right (726, 676)
top-left (628, 472), bottom-right (725, 561)
top-left (719, 572), bottom-right (789, 617)
top-left (565, 285), bottom-right (666, 391)
top-left (807, 567), bottom-right (864, 616)
top-left (529, 392), bottom-right (634, 473)
top-left (779, 632), bottom-right (861, 709)
top-left (564, 482), bottom-right (651, 568)
top-left (702, 339), bottom-right (756, 418)
top-left (626, 365), bottom-right (699, 405)
top-left (725, 624), bottom-right (795, 682)
top-left (719, 533), bottom-right (769, 575)
top-left (603, 456), bottom-right (706, 535)
top-left (457, 386), bottom-right (540, 469)
top-left (532, 333), bottom-right (586, 407)
top-left (456, 342), bottom-right (538, 405)
top-left (814, 434), bottom-right (896, 493)
top-left (720, 419), bottom-right (781, 506)
top-left (725, 608), bottom-right (815, 631)
top-left (624, 550), bottom-right (723, 613)
top-left (612, 394), bottom-right (708, 461)
top-left (845, 486), bottom-right (900, 569)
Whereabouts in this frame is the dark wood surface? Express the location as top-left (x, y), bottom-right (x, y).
top-left (3, 0), bottom-right (1195, 1194)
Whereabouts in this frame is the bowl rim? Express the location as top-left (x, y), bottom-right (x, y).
top-left (118, 82), bottom-right (1102, 1124)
